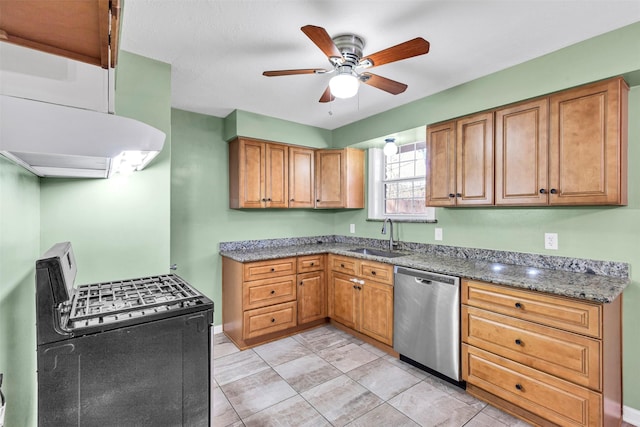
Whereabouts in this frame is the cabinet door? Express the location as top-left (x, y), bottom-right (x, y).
top-left (289, 146), bottom-right (315, 208)
top-left (265, 143), bottom-right (288, 208)
top-left (495, 98), bottom-right (549, 205)
top-left (549, 77), bottom-right (628, 205)
top-left (232, 139), bottom-right (265, 208)
top-left (328, 271), bottom-right (357, 329)
top-left (426, 121), bottom-right (456, 206)
top-left (315, 150), bottom-right (344, 208)
top-left (456, 112), bottom-right (494, 205)
top-left (359, 280), bottom-right (393, 346)
top-left (297, 271), bottom-right (326, 324)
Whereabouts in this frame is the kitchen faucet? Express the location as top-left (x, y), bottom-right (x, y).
top-left (381, 218), bottom-right (398, 251)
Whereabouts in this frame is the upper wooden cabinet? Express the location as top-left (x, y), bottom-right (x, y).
top-left (548, 77), bottom-right (628, 206)
top-left (315, 148), bottom-right (365, 209)
top-left (426, 112), bottom-right (494, 206)
top-left (427, 76), bottom-right (628, 207)
top-left (288, 146), bottom-right (315, 208)
top-left (495, 98), bottom-right (549, 205)
top-left (0, 0), bottom-right (120, 69)
top-left (229, 137), bottom-right (288, 209)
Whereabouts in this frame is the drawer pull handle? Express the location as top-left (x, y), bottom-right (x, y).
top-left (515, 383), bottom-right (523, 391)
top-left (515, 339), bottom-right (522, 346)
top-left (271, 318), bottom-right (276, 323)
top-left (270, 290), bottom-right (276, 295)
top-left (514, 302), bottom-right (522, 309)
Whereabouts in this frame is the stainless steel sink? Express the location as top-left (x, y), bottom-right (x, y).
top-left (349, 248), bottom-right (405, 258)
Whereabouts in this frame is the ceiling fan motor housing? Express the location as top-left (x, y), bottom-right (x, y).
top-left (332, 33), bottom-right (365, 67)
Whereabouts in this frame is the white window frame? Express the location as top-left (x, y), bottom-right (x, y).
top-left (367, 146), bottom-right (436, 222)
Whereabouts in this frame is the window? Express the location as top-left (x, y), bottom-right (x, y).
top-left (368, 142), bottom-right (436, 221)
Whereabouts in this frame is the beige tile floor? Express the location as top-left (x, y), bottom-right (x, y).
top-left (212, 325), bottom-right (633, 427)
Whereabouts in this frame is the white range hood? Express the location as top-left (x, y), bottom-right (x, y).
top-left (0, 95), bottom-right (165, 178)
top-left (0, 43), bottom-right (165, 178)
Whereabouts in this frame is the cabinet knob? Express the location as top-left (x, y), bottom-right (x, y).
top-left (290, 198), bottom-right (295, 202)
top-left (316, 199), bottom-right (320, 202)
top-left (310, 262), bottom-right (314, 266)
top-left (262, 198), bottom-right (267, 202)
top-left (271, 318), bottom-right (276, 323)
top-left (271, 268), bottom-right (275, 272)
top-left (515, 339), bottom-right (522, 346)
top-left (371, 271), bottom-right (376, 275)
top-left (515, 384), bottom-right (523, 391)
top-left (456, 193), bottom-right (462, 197)
top-left (267, 198), bottom-right (272, 201)
top-left (341, 264), bottom-right (345, 268)
top-left (300, 281), bottom-right (303, 286)
top-left (514, 302), bottom-right (522, 309)
top-left (353, 285), bottom-right (357, 289)
top-left (448, 193), bottom-right (455, 198)
top-left (270, 290), bottom-right (275, 295)
top-left (357, 286), bottom-right (362, 290)
top-left (539, 189), bottom-right (547, 194)
top-left (550, 188), bottom-right (558, 194)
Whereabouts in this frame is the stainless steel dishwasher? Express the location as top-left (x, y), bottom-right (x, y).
top-left (393, 266), bottom-right (462, 385)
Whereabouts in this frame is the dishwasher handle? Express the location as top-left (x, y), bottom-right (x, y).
top-left (395, 266), bottom-right (460, 286)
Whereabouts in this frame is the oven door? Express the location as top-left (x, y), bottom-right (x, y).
top-left (37, 309), bottom-right (212, 427)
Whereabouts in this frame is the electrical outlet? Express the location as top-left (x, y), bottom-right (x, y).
top-left (349, 224), bottom-right (355, 234)
top-left (545, 233), bottom-right (558, 250)
top-left (435, 227), bottom-right (443, 241)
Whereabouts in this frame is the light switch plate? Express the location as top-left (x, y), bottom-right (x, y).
top-left (435, 228), bottom-right (443, 241)
top-left (349, 224), bottom-right (355, 234)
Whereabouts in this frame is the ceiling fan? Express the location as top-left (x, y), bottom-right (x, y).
top-left (263, 25), bottom-right (430, 103)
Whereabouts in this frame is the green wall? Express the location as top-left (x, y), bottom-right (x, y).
top-left (171, 109), bottom-right (336, 326)
top-left (0, 157), bottom-right (40, 426)
top-left (40, 52), bottom-right (172, 283)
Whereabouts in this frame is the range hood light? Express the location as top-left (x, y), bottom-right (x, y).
top-left (112, 150), bottom-right (159, 176)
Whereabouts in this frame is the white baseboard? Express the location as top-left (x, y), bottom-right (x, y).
top-left (212, 324), bottom-right (223, 335)
top-left (624, 405), bottom-right (640, 426)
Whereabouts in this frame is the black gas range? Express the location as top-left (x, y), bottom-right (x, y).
top-left (36, 242), bottom-right (213, 426)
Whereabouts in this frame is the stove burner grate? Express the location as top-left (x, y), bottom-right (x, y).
top-left (69, 274), bottom-right (202, 322)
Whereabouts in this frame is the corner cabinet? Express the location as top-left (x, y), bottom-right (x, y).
top-left (427, 76), bottom-right (628, 207)
top-left (462, 279), bottom-right (622, 427)
top-left (228, 137), bottom-right (288, 208)
top-left (426, 112), bottom-right (494, 206)
top-left (315, 148), bottom-right (365, 209)
top-left (328, 255), bottom-right (393, 346)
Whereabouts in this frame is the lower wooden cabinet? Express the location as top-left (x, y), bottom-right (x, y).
top-left (297, 255), bottom-right (326, 325)
top-left (328, 255), bottom-right (394, 346)
top-left (462, 279), bottom-right (622, 427)
top-left (222, 255), bottom-right (328, 349)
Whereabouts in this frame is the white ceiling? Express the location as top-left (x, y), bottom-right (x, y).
top-left (120, 0), bottom-right (640, 130)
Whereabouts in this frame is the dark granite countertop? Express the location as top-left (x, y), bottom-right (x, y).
top-left (220, 242), bottom-right (629, 303)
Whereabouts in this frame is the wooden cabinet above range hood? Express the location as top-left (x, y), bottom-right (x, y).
top-left (0, 0), bottom-right (120, 69)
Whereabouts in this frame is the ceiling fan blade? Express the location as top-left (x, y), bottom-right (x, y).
top-left (319, 86), bottom-right (335, 103)
top-left (361, 37), bottom-right (430, 68)
top-left (263, 69), bottom-right (326, 76)
top-left (301, 25), bottom-right (342, 59)
top-left (361, 73), bottom-right (408, 95)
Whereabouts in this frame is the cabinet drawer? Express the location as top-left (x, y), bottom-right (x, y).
top-left (297, 254), bottom-right (325, 273)
top-left (463, 345), bottom-right (602, 427)
top-left (463, 279), bottom-right (601, 338)
top-left (243, 301), bottom-right (297, 339)
top-left (462, 306), bottom-right (601, 390)
top-left (330, 255), bottom-right (358, 275)
top-left (243, 275), bottom-right (297, 310)
top-left (243, 257), bottom-right (297, 281)
top-left (360, 261), bottom-right (393, 285)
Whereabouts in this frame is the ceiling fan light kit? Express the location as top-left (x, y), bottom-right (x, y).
top-left (263, 25), bottom-right (430, 103)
